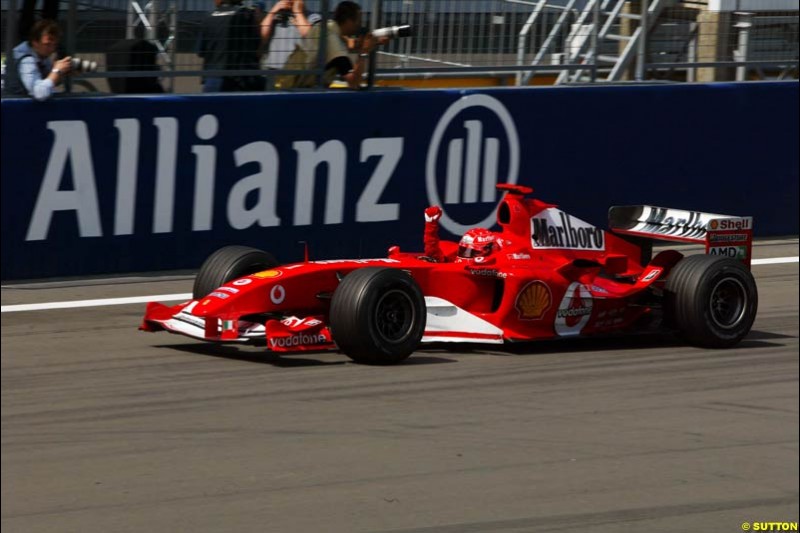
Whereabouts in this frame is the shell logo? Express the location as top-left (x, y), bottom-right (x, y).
top-left (515, 281), bottom-right (552, 320)
top-left (709, 219), bottom-right (719, 230)
top-left (252, 270), bottom-right (282, 279)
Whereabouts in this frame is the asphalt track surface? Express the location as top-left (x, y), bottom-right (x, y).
top-left (2, 240), bottom-right (798, 533)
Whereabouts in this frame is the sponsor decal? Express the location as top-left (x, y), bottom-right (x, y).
top-left (590, 284), bottom-right (609, 294)
top-left (709, 246), bottom-right (748, 259)
top-left (216, 286), bottom-right (239, 294)
top-left (233, 278), bottom-right (252, 286)
top-left (270, 285), bottom-right (286, 305)
top-left (709, 217), bottom-right (752, 231)
top-left (467, 267), bottom-right (506, 278)
top-left (269, 332), bottom-right (329, 348)
top-left (474, 256), bottom-right (487, 264)
top-left (252, 270), bottom-right (282, 279)
top-left (641, 268), bottom-right (662, 282)
top-left (593, 306), bottom-right (626, 328)
top-left (531, 209), bottom-right (605, 251)
top-left (426, 94), bottom-right (520, 235)
top-left (202, 299), bottom-right (210, 306)
top-left (208, 291), bottom-right (230, 299)
top-left (281, 316), bottom-right (322, 328)
top-left (708, 233), bottom-right (749, 243)
top-left (175, 310), bottom-right (206, 328)
top-left (515, 281), bottom-right (552, 320)
top-left (627, 207), bottom-right (710, 239)
top-left (554, 282), bottom-right (593, 336)
top-left (507, 253), bottom-right (531, 261)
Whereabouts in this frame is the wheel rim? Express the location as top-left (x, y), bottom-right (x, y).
top-left (709, 276), bottom-right (748, 329)
top-left (374, 289), bottom-right (415, 343)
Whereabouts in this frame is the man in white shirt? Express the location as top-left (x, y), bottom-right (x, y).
top-left (277, 1), bottom-right (378, 90)
top-left (260, 0), bottom-right (322, 69)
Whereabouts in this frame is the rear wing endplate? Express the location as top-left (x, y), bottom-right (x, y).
top-left (608, 205), bottom-right (753, 267)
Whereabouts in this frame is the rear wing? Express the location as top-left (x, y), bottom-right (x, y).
top-left (608, 206), bottom-right (753, 267)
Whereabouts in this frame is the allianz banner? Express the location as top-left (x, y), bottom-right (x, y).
top-left (1, 82), bottom-right (797, 280)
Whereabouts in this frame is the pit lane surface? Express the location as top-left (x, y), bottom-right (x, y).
top-left (2, 240), bottom-right (798, 533)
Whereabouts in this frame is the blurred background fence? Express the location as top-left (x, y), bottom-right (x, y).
top-left (1, 0), bottom-right (797, 94)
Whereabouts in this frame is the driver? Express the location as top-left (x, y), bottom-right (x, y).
top-left (456, 228), bottom-right (499, 262)
top-left (423, 206), bottom-right (501, 262)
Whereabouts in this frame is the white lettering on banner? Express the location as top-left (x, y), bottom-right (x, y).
top-left (426, 94), bottom-right (520, 235)
top-left (293, 140), bottom-right (346, 226)
top-left (152, 117), bottom-right (178, 234)
top-left (227, 141), bottom-right (281, 229)
top-left (26, 121), bottom-right (102, 241)
top-left (25, 102), bottom-right (516, 240)
top-left (356, 138), bottom-right (403, 222)
top-left (113, 119), bottom-right (139, 235)
top-left (191, 114), bottom-right (218, 231)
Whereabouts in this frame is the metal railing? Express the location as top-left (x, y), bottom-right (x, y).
top-left (1, 0), bottom-right (797, 95)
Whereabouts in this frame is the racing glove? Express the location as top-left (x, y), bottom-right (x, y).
top-left (423, 206), bottom-right (444, 262)
top-left (424, 206), bottom-right (442, 223)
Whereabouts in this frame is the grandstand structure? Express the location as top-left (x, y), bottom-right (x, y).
top-left (1, 0), bottom-right (797, 94)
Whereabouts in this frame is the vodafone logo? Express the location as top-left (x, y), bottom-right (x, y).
top-left (270, 285), bottom-right (286, 305)
top-left (554, 282), bottom-right (593, 336)
top-left (426, 94), bottom-right (520, 235)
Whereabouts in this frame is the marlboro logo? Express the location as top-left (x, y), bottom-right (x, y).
top-left (531, 209), bottom-right (605, 251)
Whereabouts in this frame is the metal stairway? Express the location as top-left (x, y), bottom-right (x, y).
top-left (519, 0), bottom-right (673, 85)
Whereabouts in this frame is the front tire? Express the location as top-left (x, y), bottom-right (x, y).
top-left (193, 246), bottom-right (278, 299)
top-left (329, 268), bottom-right (426, 365)
top-left (664, 255), bottom-right (758, 348)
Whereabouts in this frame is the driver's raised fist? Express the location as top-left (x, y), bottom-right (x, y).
top-left (424, 206), bottom-right (442, 223)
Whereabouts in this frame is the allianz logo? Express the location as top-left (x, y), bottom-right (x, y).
top-left (427, 94), bottom-right (520, 235)
top-left (26, 95), bottom-right (520, 241)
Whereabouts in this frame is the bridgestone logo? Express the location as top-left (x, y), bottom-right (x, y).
top-left (531, 210), bottom-right (605, 250)
top-left (269, 333), bottom-right (328, 348)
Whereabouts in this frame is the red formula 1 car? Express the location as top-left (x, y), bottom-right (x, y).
top-left (141, 184), bottom-right (758, 365)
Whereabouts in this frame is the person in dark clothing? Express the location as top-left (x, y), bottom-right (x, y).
top-left (197, 0), bottom-right (264, 92)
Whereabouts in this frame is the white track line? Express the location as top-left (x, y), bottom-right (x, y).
top-left (1, 256), bottom-right (797, 314)
top-left (1, 293), bottom-right (191, 313)
top-left (751, 256), bottom-right (799, 265)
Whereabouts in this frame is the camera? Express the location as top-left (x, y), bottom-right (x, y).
top-left (371, 24), bottom-right (413, 40)
top-left (275, 8), bottom-right (292, 26)
top-left (70, 57), bottom-right (99, 73)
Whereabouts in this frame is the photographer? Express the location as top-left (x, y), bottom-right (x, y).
top-left (4, 19), bottom-right (73, 101)
top-left (260, 0), bottom-right (321, 70)
top-left (278, 1), bottom-right (383, 90)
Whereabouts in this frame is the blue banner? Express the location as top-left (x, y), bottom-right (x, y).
top-left (2, 82), bottom-right (798, 280)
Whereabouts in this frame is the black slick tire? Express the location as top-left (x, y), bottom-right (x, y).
top-left (329, 268), bottom-right (426, 365)
top-left (664, 254), bottom-right (758, 348)
top-left (193, 246), bottom-right (278, 299)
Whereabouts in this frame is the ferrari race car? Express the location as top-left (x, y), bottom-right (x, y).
top-left (141, 184), bottom-right (758, 365)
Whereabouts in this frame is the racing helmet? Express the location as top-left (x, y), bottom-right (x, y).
top-left (458, 228), bottom-right (499, 260)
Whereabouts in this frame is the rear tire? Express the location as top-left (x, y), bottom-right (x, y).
top-left (193, 246), bottom-right (278, 299)
top-left (664, 255), bottom-right (758, 348)
top-left (330, 268), bottom-right (426, 365)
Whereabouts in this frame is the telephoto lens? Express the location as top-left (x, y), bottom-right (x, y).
top-left (70, 57), bottom-right (99, 72)
top-left (371, 24), bottom-right (413, 39)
